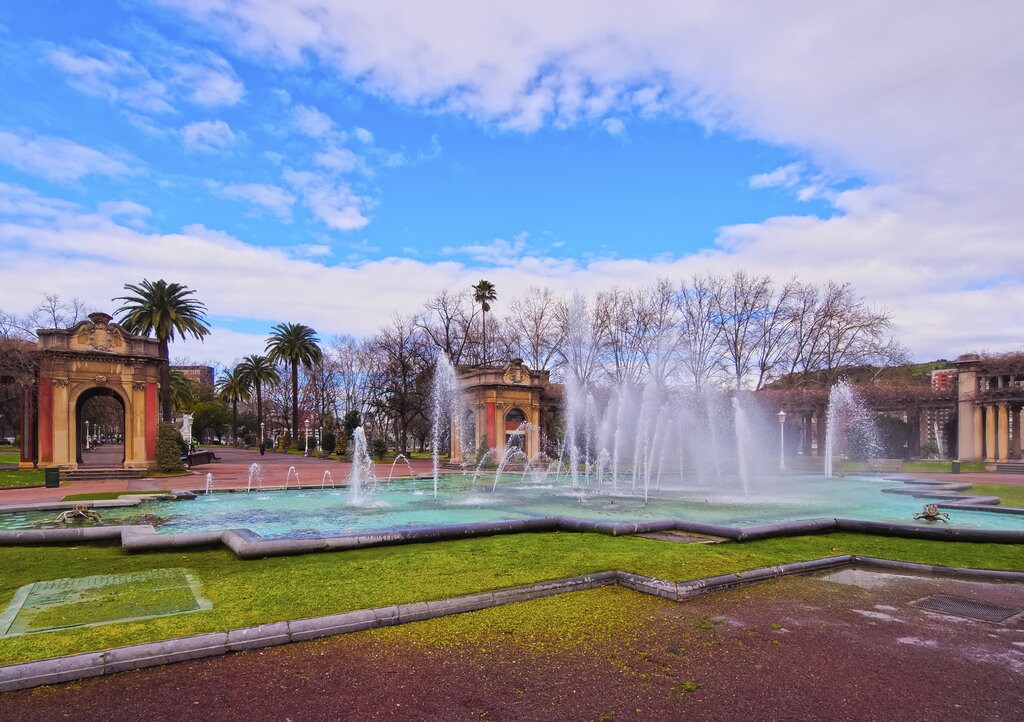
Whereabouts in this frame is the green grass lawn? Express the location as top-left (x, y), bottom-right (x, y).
top-left (0, 531), bottom-right (1021, 666)
top-left (61, 490), bottom-right (171, 501)
top-left (968, 483), bottom-right (1024, 507)
top-left (0, 452), bottom-right (20, 465)
top-left (0, 468), bottom-right (44, 489)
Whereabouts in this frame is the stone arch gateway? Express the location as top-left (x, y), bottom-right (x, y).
top-left (28, 312), bottom-right (163, 470)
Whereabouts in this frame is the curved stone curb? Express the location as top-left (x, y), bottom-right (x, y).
top-left (616, 555), bottom-right (854, 600)
top-left (851, 556), bottom-right (1024, 581)
top-left (3, 473), bottom-right (1024, 556)
top-left (3, 557), bottom-right (1022, 694)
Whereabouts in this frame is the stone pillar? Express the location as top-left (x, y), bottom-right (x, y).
top-left (972, 406), bottom-right (983, 461)
top-left (1013, 406), bottom-right (1022, 460)
top-left (486, 401), bottom-right (497, 454)
top-left (907, 410), bottom-right (921, 458)
top-left (528, 403), bottom-right (541, 460)
top-left (997, 403), bottom-right (1010, 462)
top-left (450, 416), bottom-right (462, 463)
top-left (19, 382), bottom-right (35, 469)
top-left (957, 367), bottom-right (979, 460)
top-left (38, 376), bottom-right (54, 465)
top-left (145, 382), bottom-right (158, 461)
top-left (985, 405), bottom-right (997, 461)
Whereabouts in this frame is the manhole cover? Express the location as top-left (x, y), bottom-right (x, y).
top-left (910, 594), bottom-right (1020, 623)
top-left (0, 568), bottom-right (210, 637)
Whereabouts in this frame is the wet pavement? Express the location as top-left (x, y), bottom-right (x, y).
top-left (0, 447), bottom-right (436, 506)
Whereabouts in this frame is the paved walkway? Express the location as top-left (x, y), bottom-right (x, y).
top-left (0, 447), bottom-right (437, 507)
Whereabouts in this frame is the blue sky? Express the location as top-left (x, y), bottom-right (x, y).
top-left (2, 1), bottom-right (1022, 365)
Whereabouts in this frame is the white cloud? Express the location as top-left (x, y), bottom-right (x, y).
top-left (282, 168), bottom-right (373, 230)
top-left (182, 120), bottom-right (237, 153)
top-left (313, 145), bottom-right (364, 174)
top-left (353, 127), bottom-right (374, 144)
top-left (0, 129), bottom-right (134, 182)
top-left (210, 182), bottom-right (296, 220)
top-left (749, 162), bottom-right (803, 190)
top-left (46, 39), bottom-right (244, 113)
top-left (172, 58), bottom-right (245, 106)
top-left (292, 105), bottom-right (336, 138)
top-left (2, 181), bottom-right (1023, 363)
top-left (602, 117), bottom-right (625, 136)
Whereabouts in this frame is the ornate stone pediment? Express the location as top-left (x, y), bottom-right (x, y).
top-left (70, 313), bottom-right (127, 354)
top-left (503, 359), bottom-right (530, 385)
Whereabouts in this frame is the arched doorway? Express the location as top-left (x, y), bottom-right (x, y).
top-left (505, 407), bottom-right (528, 456)
top-left (76, 388), bottom-right (126, 467)
top-left (33, 312), bottom-right (162, 470)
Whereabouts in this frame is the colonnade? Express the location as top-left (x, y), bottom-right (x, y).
top-left (972, 403), bottom-right (1023, 462)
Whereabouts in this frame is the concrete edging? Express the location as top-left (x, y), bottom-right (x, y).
top-left (2, 556), bottom-right (1022, 693)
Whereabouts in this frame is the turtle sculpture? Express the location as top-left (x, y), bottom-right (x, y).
top-left (913, 503), bottom-right (950, 523)
top-left (55, 503), bottom-right (102, 523)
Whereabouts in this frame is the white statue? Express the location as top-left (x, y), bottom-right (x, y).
top-left (181, 412), bottom-right (194, 449)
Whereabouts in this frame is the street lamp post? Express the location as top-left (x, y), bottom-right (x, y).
top-left (85, 420), bottom-right (90, 451)
top-left (304, 420), bottom-right (310, 457)
top-left (777, 409), bottom-right (787, 471)
top-left (260, 422), bottom-right (265, 444)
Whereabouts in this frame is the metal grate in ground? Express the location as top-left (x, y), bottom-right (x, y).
top-left (910, 594), bottom-right (1021, 623)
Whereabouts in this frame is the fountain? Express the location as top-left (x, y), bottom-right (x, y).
top-left (429, 355), bottom-right (461, 498)
top-left (387, 454), bottom-right (416, 484)
top-left (246, 463), bottom-right (264, 493)
top-left (347, 427), bottom-right (376, 505)
top-left (204, 472), bottom-right (214, 495)
top-left (321, 470), bottom-right (335, 489)
top-left (284, 466), bottom-right (300, 491)
top-left (824, 380), bottom-right (879, 478)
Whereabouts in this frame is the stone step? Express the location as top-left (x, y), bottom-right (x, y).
top-left (59, 468), bottom-right (147, 481)
top-left (994, 462), bottom-right (1024, 474)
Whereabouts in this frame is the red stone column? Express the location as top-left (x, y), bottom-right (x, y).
top-left (145, 382), bottom-right (158, 461)
top-left (38, 377), bottom-right (53, 464)
top-left (486, 401), bottom-right (497, 451)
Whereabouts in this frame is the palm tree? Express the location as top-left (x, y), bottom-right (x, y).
top-left (265, 323), bottom-right (322, 446)
top-left (169, 369), bottom-right (196, 412)
top-left (472, 279), bottom-right (497, 365)
top-left (237, 353), bottom-right (280, 439)
top-left (216, 366), bottom-right (251, 445)
top-left (114, 279), bottom-right (210, 422)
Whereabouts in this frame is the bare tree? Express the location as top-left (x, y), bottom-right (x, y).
top-left (34, 293), bottom-right (89, 330)
top-left (676, 273), bottom-right (727, 391)
top-left (752, 278), bottom-right (799, 390)
top-left (718, 271), bottom-right (772, 390)
top-left (504, 287), bottom-right (565, 371)
top-left (418, 289), bottom-right (478, 366)
top-left (327, 335), bottom-right (374, 419)
top-left (555, 293), bottom-right (604, 386)
top-left (367, 314), bottom-right (434, 453)
top-left (594, 286), bottom-right (648, 384)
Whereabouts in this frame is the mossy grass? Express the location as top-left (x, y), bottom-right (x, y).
top-left (1, 531), bottom-right (1022, 666)
top-left (967, 484), bottom-right (1024, 507)
top-left (0, 469), bottom-right (44, 489)
top-left (61, 491), bottom-right (171, 501)
top-left (0, 453), bottom-right (20, 465)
